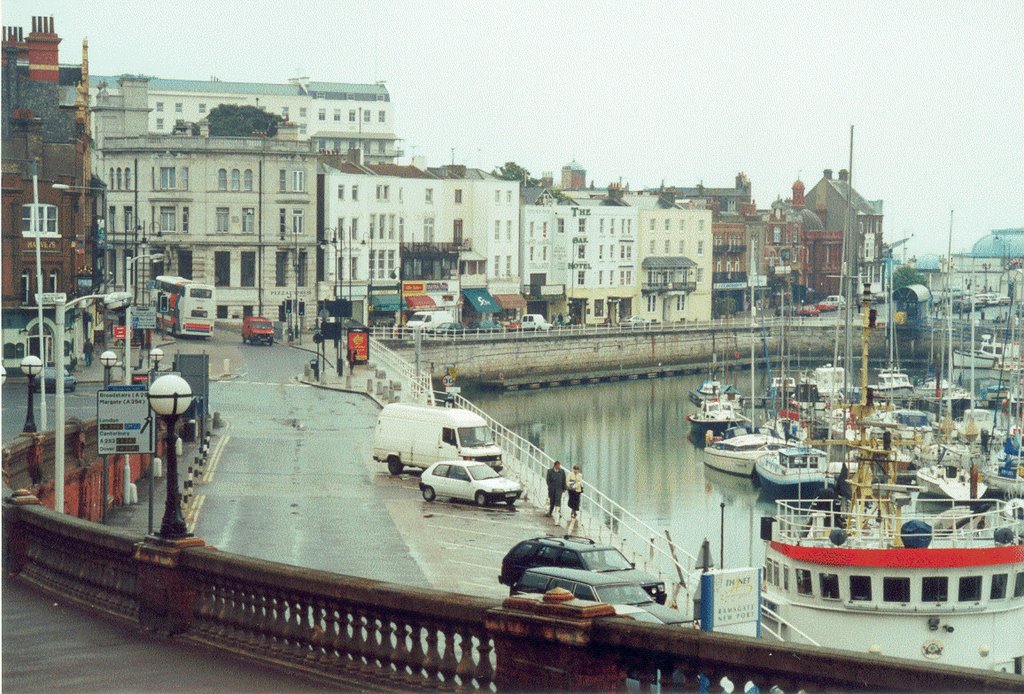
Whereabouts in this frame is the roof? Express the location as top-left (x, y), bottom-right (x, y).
top-left (641, 256), bottom-right (697, 269)
top-left (893, 284), bottom-right (932, 303)
top-left (90, 75), bottom-right (388, 101)
top-left (915, 254), bottom-right (942, 272)
top-left (826, 179), bottom-right (883, 216)
top-left (968, 228), bottom-right (1024, 258)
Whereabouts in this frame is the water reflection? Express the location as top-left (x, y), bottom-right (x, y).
top-left (472, 374), bottom-right (776, 571)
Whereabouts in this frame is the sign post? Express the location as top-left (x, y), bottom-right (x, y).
top-left (97, 385), bottom-right (154, 455)
top-left (699, 567), bottom-right (761, 637)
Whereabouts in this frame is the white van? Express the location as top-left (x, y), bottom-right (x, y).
top-left (405, 310), bottom-right (455, 332)
top-left (373, 403), bottom-right (504, 475)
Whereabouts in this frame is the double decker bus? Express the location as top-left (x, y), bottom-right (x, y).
top-left (154, 275), bottom-right (215, 338)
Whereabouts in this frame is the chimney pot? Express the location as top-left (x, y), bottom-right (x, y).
top-left (838, 169), bottom-right (849, 181)
top-left (823, 169), bottom-right (833, 180)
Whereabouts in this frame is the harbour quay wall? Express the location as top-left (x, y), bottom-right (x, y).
top-left (381, 321), bottom-right (920, 384)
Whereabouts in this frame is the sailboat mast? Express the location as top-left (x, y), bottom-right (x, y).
top-left (947, 210), bottom-right (955, 421)
top-left (842, 126), bottom-right (855, 408)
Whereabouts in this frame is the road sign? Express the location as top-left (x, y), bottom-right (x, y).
top-left (132, 306), bottom-right (157, 329)
top-left (37, 292), bottom-right (67, 305)
top-left (97, 385), bottom-right (154, 455)
top-left (442, 375), bottom-right (455, 387)
top-left (113, 325), bottom-right (127, 340)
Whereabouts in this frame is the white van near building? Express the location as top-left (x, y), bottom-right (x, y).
top-left (373, 403), bottom-right (504, 475)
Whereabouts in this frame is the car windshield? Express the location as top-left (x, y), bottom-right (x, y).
top-left (581, 549), bottom-right (633, 571)
top-left (253, 320), bottom-right (272, 329)
top-left (594, 584), bottom-right (651, 605)
top-left (467, 464), bottom-right (500, 481)
top-left (458, 426), bottom-right (492, 447)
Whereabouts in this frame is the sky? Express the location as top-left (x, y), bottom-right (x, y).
top-left (3, 0), bottom-right (1021, 259)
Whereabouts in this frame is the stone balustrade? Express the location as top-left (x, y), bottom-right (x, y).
top-left (5, 490), bottom-right (1021, 692)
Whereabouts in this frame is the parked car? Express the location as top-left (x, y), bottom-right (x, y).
top-left (621, 315), bottom-right (656, 328)
top-left (816, 295), bottom-right (846, 312)
top-left (241, 315), bottom-right (275, 345)
top-left (499, 535), bottom-right (666, 604)
top-left (373, 402), bottom-right (504, 475)
top-left (510, 567), bottom-right (683, 624)
top-left (469, 319), bottom-right (505, 333)
top-left (796, 304), bottom-right (820, 317)
top-left (405, 310), bottom-right (455, 333)
top-left (501, 318), bottom-right (522, 331)
top-left (519, 314), bottom-right (552, 331)
top-left (419, 460), bottom-right (522, 507)
top-left (35, 366), bottom-right (77, 393)
top-left (432, 322), bottom-right (466, 337)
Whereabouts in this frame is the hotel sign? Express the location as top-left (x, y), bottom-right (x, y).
top-left (24, 238), bottom-right (61, 252)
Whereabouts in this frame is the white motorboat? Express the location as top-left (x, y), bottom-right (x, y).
top-left (687, 398), bottom-right (750, 440)
top-left (754, 445), bottom-right (829, 499)
top-left (761, 454), bottom-right (1023, 671)
top-left (869, 367), bottom-right (914, 399)
top-left (702, 429), bottom-right (786, 477)
top-left (915, 461), bottom-right (987, 500)
top-left (859, 407), bottom-right (934, 444)
top-left (952, 334), bottom-right (1018, 371)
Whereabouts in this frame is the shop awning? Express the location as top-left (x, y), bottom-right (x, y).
top-left (404, 294), bottom-right (436, 310)
top-left (370, 294), bottom-right (402, 311)
top-left (493, 294), bottom-right (528, 311)
top-left (462, 288), bottom-right (500, 313)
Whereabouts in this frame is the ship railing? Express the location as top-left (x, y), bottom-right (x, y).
top-left (759, 601), bottom-right (821, 647)
top-left (439, 388), bottom-right (699, 607)
top-left (771, 498), bottom-right (1018, 546)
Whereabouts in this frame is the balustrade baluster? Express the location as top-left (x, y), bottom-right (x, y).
top-left (376, 617), bottom-right (399, 679)
top-left (306, 599), bottom-right (327, 665)
top-left (351, 609), bottom-right (374, 675)
top-left (192, 579), bottom-right (217, 638)
top-left (268, 593), bottom-right (289, 655)
top-left (421, 621), bottom-right (442, 686)
top-left (452, 626), bottom-right (476, 691)
top-left (389, 620), bottom-right (414, 680)
top-left (211, 581), bottom-right (231, 642)
top-left (251, 589), bottom-right (272, 653)
top-left (405, 618), bottom-right (427, 681)
top-left (436, 624), bottom-right (460, 690)
top-left (365, 613), bottom-right (389, 673)
top-left (470, 629), bottom-right (494, 688)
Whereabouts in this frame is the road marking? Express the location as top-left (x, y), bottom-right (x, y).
top-left (447, 559), bottom-right (500, 572)
top-left (186, 494), bottom-right (205, 534)
top-left (438, 542), bottom-right (505, 555)
top-left (218, 380), bottom-right (307, 388)
top-left (419, 519), bottom-right (535, 543)
top-left (202, 433), bottom-right (230, 484)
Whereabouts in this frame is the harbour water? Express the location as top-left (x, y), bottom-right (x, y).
top-left (472, 372), bottom-right (778, 571)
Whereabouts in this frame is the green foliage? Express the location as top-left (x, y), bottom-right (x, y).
top-left (892, 265), bottom-right (924, 291)
top-left (495, 161), bottom-right (540, 187)
top-left (206, 104), bottom-right (282, 137)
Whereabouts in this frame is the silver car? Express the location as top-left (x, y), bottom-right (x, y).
top-left (419, 460), bottom-right (522, 507)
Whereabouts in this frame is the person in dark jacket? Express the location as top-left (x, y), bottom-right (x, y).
top-left (545, 460), bottom-right (567, 516)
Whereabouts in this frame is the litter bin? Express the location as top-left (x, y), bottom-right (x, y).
top-left (310, 358), bottom-right (319, 381)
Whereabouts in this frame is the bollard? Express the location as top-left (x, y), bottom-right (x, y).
top-left (194, 455), bottom-right (203, 473)
top-left (152, 456), bottom-right (163, 478)
top-left (183, 463), bottom-right (193, 506)
top-left (128, 482), bottom-right (138, 504)
top-left (123, 457), bottom-right (133, 505)
top-left (367, 378), bottom-right (373, 393)
top-left (212, 412), bottom-right (224, 429)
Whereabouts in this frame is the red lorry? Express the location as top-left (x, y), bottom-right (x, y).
top-left (241, 316), bottom-right (275, 345)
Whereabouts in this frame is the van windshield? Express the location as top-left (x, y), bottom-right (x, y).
top-left (458, 426), bottom-right (492, 447)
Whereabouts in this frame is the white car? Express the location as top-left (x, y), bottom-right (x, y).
top-left (519, 314), bottom-right (552, 331)
top-left (621, 315), bottom-right (656, 328)
top-left (419, 460), bottom-right (523, 506)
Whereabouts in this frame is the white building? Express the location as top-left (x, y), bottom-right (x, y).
top-left (93, 77), bottom-right (319, 326)
top-left (320, 159), bottom-right (519, 324)
top-left (91, 74), bottom-right (401, 163)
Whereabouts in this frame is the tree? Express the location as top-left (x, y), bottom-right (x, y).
top-left (206, 104), bottom-right (282, 137)
top-left (892, 265), bottom-right (924, 292)
top-left (494, 161), bottom-right (540, 187)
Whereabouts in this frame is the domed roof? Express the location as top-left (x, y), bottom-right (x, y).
top-left (792, 179), bottom-right (805, 191)
top-left (969, 228), bottom-right (1024, 257)
top-left (915, 254), bottom-right (941, 272)
top-left (800, 208), bottom-right (823, 230)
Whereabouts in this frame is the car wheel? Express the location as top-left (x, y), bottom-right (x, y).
top-left (475, 491), bottom-right (488, 506)
top-left (387, 457), bottom-right (403, 476)
top-left (421, 485), bottom-right (436, 502)
top-left (505, 498), bottom-right (516, 508)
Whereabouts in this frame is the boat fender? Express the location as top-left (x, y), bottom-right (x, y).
top-left (705, 429), bottom-right (714, 445)
top-left (829, 528), bottom-right (847, 546)
top-left (993, 527), bottom-right (1015, 545)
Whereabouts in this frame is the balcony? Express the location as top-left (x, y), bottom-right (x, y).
top-left (713, 243), bottom-right (747, 254)
top-left (526, 283), bottom-right (565, 298)
top-left (400, 241), bottom-right (467, 257)
top-left (642, 280), bottom-right (696, 293)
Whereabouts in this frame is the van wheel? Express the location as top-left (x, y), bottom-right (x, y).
top-left (475, 491), bottom-right (488, 507)
top-left (421, 486), bottom-right (436, 502)
top-left (387, 457), bottom-right (403, 476)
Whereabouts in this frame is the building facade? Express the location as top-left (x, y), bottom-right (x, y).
top-left (91, 74), bottom-right (401, 164)
top-left (93, 77), bottom-right (319, 327)
top-left (2, 16), bottom-right (99, 371)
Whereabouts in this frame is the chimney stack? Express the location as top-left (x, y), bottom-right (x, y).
top-left (26, 15), bottom-right (60, 82)
top-left (823, 169), bottom-right (833, 180)
top-left (838, 169), bottom-right (849, 182)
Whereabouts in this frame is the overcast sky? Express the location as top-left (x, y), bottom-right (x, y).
top-left (5, 1), bottom-right (1021, 258)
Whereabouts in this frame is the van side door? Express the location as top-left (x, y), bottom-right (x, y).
top-left (440, 426), bottom-right (458, 458)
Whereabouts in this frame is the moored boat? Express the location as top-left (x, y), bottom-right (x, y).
top-left (754, 445), bottom-right (829, 499)
top-left (702, 429), bottom-right (786, 477)
top-left (687, 398), bottom-right (749, 440)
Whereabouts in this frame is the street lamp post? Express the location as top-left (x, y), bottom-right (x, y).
top-left (148, 374), bottom-right (193, 539)
top-left (20, 355), bottom-right (42, 434)
top-left (149, 347), bottom-right (163, 376)
top-left (100, 350), bottom-right (117, 388)
top-left (123, 253), bottom-right (164, 384)
top-left (99, 348), bottom-right (117, 523)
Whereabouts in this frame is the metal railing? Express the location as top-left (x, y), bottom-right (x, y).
top-left (369, 338), bottom-right (434, 405)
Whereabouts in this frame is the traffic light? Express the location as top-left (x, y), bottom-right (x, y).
top-left (285, 299), bottom-right (293, 314)
top-left (298, 301), bottom-right (305, 317)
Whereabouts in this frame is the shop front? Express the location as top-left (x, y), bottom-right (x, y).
top-left (461, 288), bottom-right (500, 322)
top-left (493, 292), bottom-right (528, 324)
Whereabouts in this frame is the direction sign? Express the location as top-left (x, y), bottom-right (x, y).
top-left (113, 325), bottom-right (127, 340)
top-left (97, 385), bottom-right (154, 455)
top-left (37, 292), bottom-right (67, 305)
top-left (132, 306), bottom-right (157, 329)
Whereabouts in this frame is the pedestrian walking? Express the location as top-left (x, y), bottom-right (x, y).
top-left (545, 460), bottom-right (567, 516)
top-left (567, 464), bottom-right (584, 520)
top-left (83, 339), bottom-right (94, 367)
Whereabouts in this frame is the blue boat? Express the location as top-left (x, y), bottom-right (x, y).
top-left (754, 445), bottom-right (829, 499)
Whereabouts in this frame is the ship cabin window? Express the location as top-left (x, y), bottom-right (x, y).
top-left (795, 569), bottom-right (813, 596)
top-left (850, 575), bottom-right (872, 601)
top-left (772, 561), bottom-right (780, 587)
top-left (883, 577), bottom-right (910, 603)
top-left (1015, 572), bottom-right (1024, 598)
top-left (819, 573), bottom-right (840, 600)
top-left (764, 559), bottom-right (774, 585)
top-left (783, 566), bottom-right (790, 591)
top-left (991, 573), bottom-right (1008, 600)
top-left (922, 577), bottom-right (948, 603)
top-left (959, 576), bottom-right (982, 602)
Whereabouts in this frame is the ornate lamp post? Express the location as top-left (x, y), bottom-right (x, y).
top-left (149, 347), bottom-right (163, 376)
top-left (148, 374), bottom-right (193, 539)
top-left (20, 355), bottom-right (42, 433)
top-left (100, 349), bottom-right (117, 388)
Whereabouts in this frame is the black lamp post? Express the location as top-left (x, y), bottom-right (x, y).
top-left (21, 355), bottom-right (42, 433)
top-left (100, 349), bottom-right (117, 388)
top-left (148, 374), bottom-right (193, 539)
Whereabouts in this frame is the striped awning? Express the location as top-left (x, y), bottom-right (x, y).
top-left (493, 294), bottom-right (527, 311)
top-left (404, 294), bottom-right (436, 310)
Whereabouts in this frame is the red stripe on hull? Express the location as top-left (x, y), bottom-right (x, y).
top-left (770, 541), bottom-right (1024, 568)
